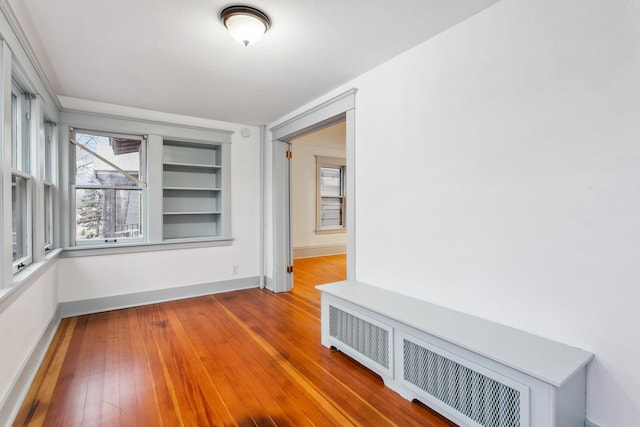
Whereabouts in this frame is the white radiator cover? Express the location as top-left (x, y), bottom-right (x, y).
top-left (400, 332), bottom-right (529, 427)
top-left (328, 303), bottom-right (393, 376)
top-left (319, 281), bottom-right (593, 427)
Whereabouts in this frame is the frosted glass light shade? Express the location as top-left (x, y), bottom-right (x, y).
top-left (220, 6), bottom-right (271, 46)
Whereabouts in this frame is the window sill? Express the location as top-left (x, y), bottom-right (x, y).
top-left (315, 228), bottom-right (346, 235)
top-left (62, 237), bottom-right (233, 258)
top-left (1, 248), bottom-right (63, 314)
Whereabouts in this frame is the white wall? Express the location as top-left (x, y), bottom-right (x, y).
top-left (269, 0), bottom-right (640, 425)
top-left (291, 140), bottom-right (346, 253)
top-left (57, 99), bottom-right (262, 302)
top-left (0, 264), bottom-right (58, 421)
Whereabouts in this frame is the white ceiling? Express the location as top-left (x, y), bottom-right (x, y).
top-left (9, 0), bottom-right (499, 125)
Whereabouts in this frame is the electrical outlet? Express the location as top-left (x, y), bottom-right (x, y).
top-left (232, 265), bottom-right (239, 275)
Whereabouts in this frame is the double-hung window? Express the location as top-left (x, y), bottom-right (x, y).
top-left (316, 156), bottom-right (346, 233)
top-left (11, 87), bottom-right (33, 273)
top-left (71, 129), bottom-right (146, 246)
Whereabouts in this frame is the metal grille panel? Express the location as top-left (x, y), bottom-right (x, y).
top-left (403, 339), bottom-right (521, 427)
top-left (329, 305), bottom-right (389, 369)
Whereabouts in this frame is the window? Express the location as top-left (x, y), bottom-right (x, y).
top-left (11, 88), bottom-right (33, 273)
top-left (44, 120), bottom-right (55, 251)
top-left (316, 156), bottom-right (346, 233)
top-left (71, 129), bottom-right (146, 246)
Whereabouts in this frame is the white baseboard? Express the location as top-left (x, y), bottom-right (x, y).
top-left (293, 244), bottom-right (346, 259)
top-left (585, 420), bottom-right (602, 427)
top-left (59, 276), bottom-right (260, 318)
top-left (0, 306), bottom-right (61, 427)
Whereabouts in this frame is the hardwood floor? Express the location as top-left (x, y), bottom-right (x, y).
top-left (14, 255), bottom-right (456, 426)
top-left (292, 254), bottom-right (347, 307)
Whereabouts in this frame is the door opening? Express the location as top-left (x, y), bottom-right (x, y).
top-left (269, 88), bottom-right (357, 293)
top-left (290, 121), bottom-right (347, 294)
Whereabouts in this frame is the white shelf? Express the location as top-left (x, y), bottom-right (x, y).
top-left (163, 168), bottom-right (219, 189)
top-left (163, 187), bottom-right (221, 191)
top-left (163, 213), bottom-right (218, 239)
top-left (163, 211), bottom-right (221, 215)
top-left (163, 142), bottom-right (219, 165)
top-left (163, 162), bottom-right (221, 169)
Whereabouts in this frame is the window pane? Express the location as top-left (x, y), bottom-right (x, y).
top-left (11, 93), bottom-right (30, 172)
top-left (74, 133), bottom-right (141, 187)
top-left (12, 175), bottom-right (29, 261)
top-left (76, 188), bottom-right (142, 241)
top-left (11, 93), bottom-right (18, 169)
top-left (321, 197), bottom-right (343, 227)
top-left (44, 184), bottom-right (53, 248)
top-left (320, 167), bottom-right (342, 196)
top-left (44, 124), bottom-right (53, 182)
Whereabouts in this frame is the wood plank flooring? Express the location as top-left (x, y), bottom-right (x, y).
top-left (14, 255), bottom-right (456, 426)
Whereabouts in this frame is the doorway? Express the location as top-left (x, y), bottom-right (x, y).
top-left (290, 121), bottom-right (347, 298)
top-left (269, 88), bottom-right (357, 293)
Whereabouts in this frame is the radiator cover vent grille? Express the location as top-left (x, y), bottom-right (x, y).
top-left (329, 305), bottom-right (390, 369)
top-left (403, 339), bottom-right (521, 427)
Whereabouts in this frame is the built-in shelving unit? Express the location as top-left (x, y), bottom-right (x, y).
top-left (162, 140), bottom-right (226, 240)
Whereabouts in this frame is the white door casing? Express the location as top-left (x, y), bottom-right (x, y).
top-left (271, 140), bottom-right (292, 292)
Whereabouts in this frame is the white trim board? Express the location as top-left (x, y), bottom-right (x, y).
top-left (264, 275), bottom-right (275, 293)
top-left (293, 245), bottom-right (346, 259)
top-left (60, 276), bottom-right (260, 317)
top-left (61, 238), bottom-right (233, 258)
top-left (270, 89), bottom-right (357, 141)
top-left (60, 110), bottom-right (233, 143)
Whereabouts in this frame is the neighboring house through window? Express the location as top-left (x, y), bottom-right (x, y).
top-left (71, 129), bottom-right (145, 246)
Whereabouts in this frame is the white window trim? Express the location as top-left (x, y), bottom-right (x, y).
top-left (43, 182), bottom-right (53, 252)
top-left (10, 86), bottom-right (34, 274)
top-left (43, 120), bottom-right (57, 253)
top-left (11, 170), bottom-right (33, 273)
top-left (315, 155), bottom-right (346, 234)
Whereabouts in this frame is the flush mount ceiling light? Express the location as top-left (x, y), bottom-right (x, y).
top-left (220, 5), bottom-right (271, 46)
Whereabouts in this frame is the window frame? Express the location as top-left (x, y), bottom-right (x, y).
top-left (43, 120), bottom-right (56, 252)
top-left (10, 85), bottom-right (34, 273)
top-left (43, 182), bottom-right (53, 251)
top-left (315, 155), bottom-right (346, 234)
top-left (70, 128), bottom-right (147, 247)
